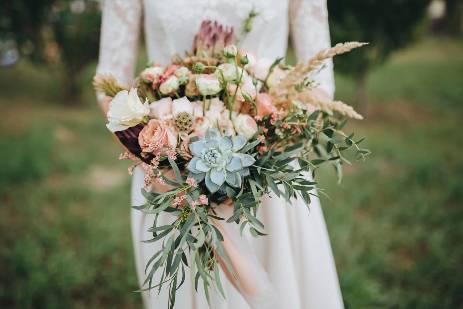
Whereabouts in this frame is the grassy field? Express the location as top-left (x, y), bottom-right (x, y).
top-left (0, 37), bottom-right (462, 308)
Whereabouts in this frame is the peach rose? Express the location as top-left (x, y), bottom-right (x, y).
top-left (138, 119), bottom-right (177, 154)
top-left (232, 113), bottom-right (258, 140)
top-left (256, 93), bottom-right (277, 117)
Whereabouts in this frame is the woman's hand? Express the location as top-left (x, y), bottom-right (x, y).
top-left (100, 95), bottom-right (112, 116)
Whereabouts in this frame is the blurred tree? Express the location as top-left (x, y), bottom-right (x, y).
top-left (0, 0), bottom-right (54, 63)
top-left (51, 0), bottom-right (101, 102)
top-left (442, 0), bottom-right (463, 35)
top-left (328, 0), bottom-right (431, 111)
top-left (0, 0), bottom-right (101, 103)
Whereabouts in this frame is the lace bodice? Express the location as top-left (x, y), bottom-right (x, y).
top-left (97, 0), bottom-right (334, 97)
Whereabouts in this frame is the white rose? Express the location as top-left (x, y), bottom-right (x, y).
top-left (232, 113), bottom-right (258, 140)
top-left (149, 97), bottom-right (172, 120)
top-left (159, 75), bottom-right (179, 94)
top-left (106, 88), bottom-right (150, 132)
top-left (141, 66), bottom-right (164, 83)
top-left (172, 97), bottom-right (193, 117)
top-left (195, 74), bottom-right (222, 96)
top-left (215, 63), bottom-right (247, 84)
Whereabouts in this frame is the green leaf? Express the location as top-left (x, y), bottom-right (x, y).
top-left (148, 224), bottom-right (174, 233)
top-left (168, 157), bottom-right (183, 183)
top-left (169, 251), bottom-right (183, 276)
top-left (142, 228), bottom-right (171, 243)
top-left (241, 139), bottom-right (261, 153)
top-left (214, 263), bottom-right (226, 298)
top-left (266, 175), bottom-right (280, 197)
top-left (194, 230), bottom-right (206, 249)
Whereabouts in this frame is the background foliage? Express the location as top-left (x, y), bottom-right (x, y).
top-left (328, 0), bottom-right (432, 110)
top-left (1, 1), bottom-right (463, 308)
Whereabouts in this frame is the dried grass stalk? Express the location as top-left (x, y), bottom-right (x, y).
top-left (270, 42), bottom-right (368, 105)
top-left (295, 92), bottom-right (363, 120)
top-left (93, 74), bottom-right (126, 97)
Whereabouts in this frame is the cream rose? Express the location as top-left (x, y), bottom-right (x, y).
top-left (159, 75), bottom-right (180, 95)
top-left (195, 74), bottom-right (222, 96)
top-left (106, 88), bottom-right (150, 132)
top-left (232, 114), bottom-right (258, 140)
top-left (149, 97), bottom-right (173, 120)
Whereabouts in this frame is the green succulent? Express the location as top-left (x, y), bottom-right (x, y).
top-left (187, 128), bottom-right (255, 193)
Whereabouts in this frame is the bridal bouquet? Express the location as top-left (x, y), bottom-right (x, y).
top-left (94, 19), bottom-right (368, 308)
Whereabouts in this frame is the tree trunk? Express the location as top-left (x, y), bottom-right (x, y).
top-left (356, 70), bottom-right (369, 115)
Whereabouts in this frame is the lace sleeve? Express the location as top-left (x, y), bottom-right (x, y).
top-left (289, 0), bottom-right (335, 98)
top-left (96, 0), bottom-right (142, 102)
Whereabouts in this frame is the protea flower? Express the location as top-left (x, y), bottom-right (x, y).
top-left (187, 128), bottom-right (255, 193)
top-left (193, 20), bottom-right (235, 56)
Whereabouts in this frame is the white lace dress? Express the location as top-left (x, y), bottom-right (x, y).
top-left (97, 0), bottom-right (343, 308)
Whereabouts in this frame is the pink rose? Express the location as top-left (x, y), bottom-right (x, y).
top-left (141, 66), bottom-right (164, 84)
top-left (138, 119), bottom-right (177, 154)
top-left (149, 98), bottom-right (173, 120)
top-left (158, 65), bottom-right (178, 83)
top-left (256, 93), bottom-right (277, 117)
top-left (250, 57), bottom-right (273, 80)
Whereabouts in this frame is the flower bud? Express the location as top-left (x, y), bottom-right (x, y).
top-left (224, 44), bottom-right (238, 58)
top-left (240, 55), bottom-right (249, 65)
top-left (192, 62), bottom-right (205, 74)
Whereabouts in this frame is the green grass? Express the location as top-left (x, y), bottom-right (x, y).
top-left (0, 36), bottom-right (462, 308)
